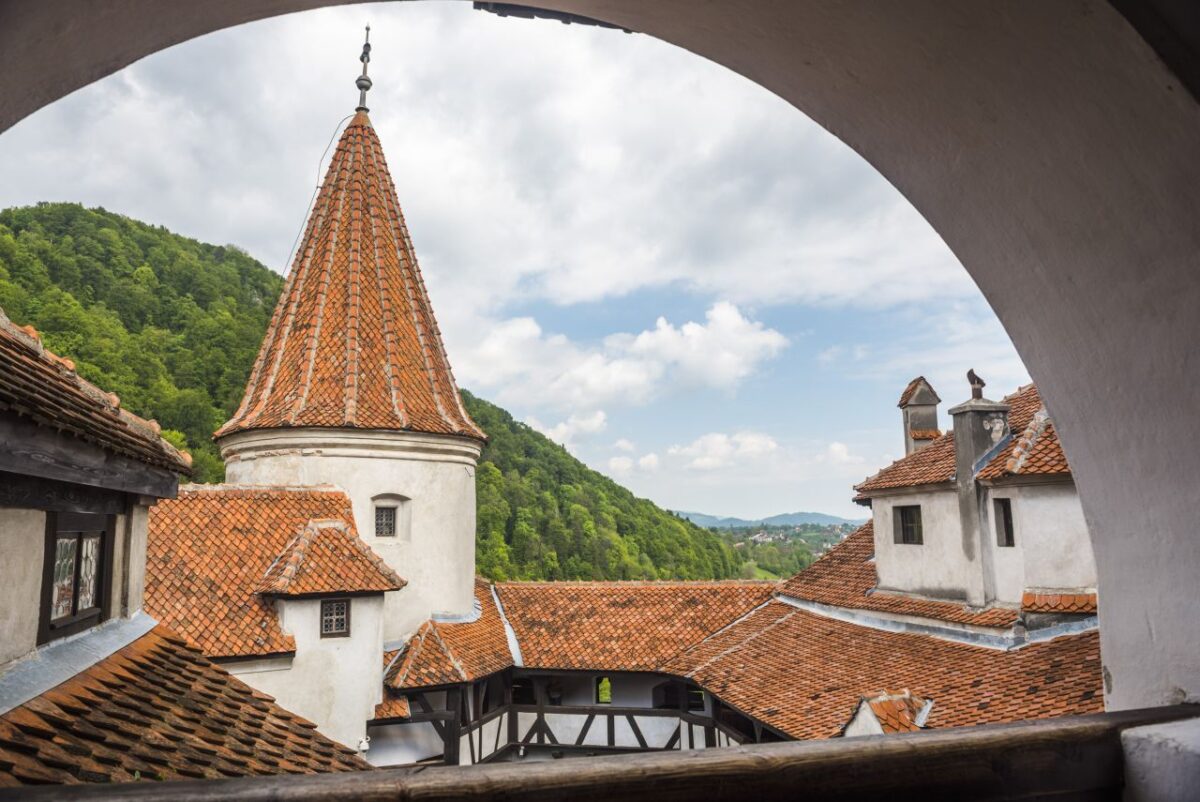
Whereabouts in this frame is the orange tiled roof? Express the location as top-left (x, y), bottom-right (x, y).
top-left (863, 690), bottom-right (931, 734)
top-left (664, 600), bottom-right (1102, 740)
top-left (857, 384), bottom-right (1068, 497)
top-left (0, 626), bottom-right (367, 786)
top-left (386, 579), bottom-right (514, 691)
top-left (216, 111), bottom-right (483, 442)
top-left (146, 486), bottom-right (401, 658)
top-left (0, 307), bottom-right (192, 475)
top-left (779, 523), bottom-right (1019, 628)
top-left (909, 429), bottom-right (941, 441)
top-left (255, 520), bottom-right (405, 597)
top-left (1021, 591), bottom-right (1098, 614)
top-left (496, 581), bottom-right (773, 672)
top-left (373, 693), bottom-right (411, 721)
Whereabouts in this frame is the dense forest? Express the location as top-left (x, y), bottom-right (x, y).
top-left (0, 203), bottom-right (740, 580)
top-left (0, 203), bottom-right (283, 481)
top-left (464, 392), bottom-right (738, 580)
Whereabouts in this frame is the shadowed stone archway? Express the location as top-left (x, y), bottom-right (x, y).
top-left (2, 0), bottom-right (1198, 712)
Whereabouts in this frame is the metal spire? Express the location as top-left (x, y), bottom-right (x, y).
top-left (355, 25), bottom-right (372, 112)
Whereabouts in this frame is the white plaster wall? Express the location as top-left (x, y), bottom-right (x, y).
top-left (982, 491), bottom-right (1025, 604)
top-left (0, 508), bottom-right (46, 666)
top-left (122, 505), bottom-right (150, 616)
top-left (220, 428), bottom-right (482, 641)
top-left (1006, 483), bottom-right (1096, 592)
top-left (872, 491), bottom-right (976, 601)
top-left (842, 704), bottom-right (884, 738)
top-left (228, 595), bottom-right (385, 748)
top-left (367, 720), bottom-right (444, 767)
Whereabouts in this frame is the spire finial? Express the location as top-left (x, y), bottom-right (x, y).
top-left (355, 25), bottom-right (372, 112)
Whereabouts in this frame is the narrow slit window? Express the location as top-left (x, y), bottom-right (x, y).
top-left (894, 505), bottom-right (923, 545)
top-left (320, 598), bottom-right (350, 637)
top-left (375, 506), bottom-right (397, 537)
top-left (995, 498), bottom-right (1016, 547)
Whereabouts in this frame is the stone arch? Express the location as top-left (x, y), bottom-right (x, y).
top-left (2, 0), bottom-right (1197, 710)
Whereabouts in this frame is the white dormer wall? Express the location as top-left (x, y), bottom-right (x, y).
top-left (871, 490), bottom-right (979, 602)
top-left (220, 427), bottom-right (482, 643)
top-left (225, 594), bottom-right (386, 749)
top-left (982, 481), bottom-right (1096, 603)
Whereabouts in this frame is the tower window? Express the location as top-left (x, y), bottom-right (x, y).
top-left (995, 498), bottom-right (1016, 547)
top-left (375, 506), bottom-right (396, 537)
top-left (894, 505), bottom-right (923, 545)
top-left (39, 512), bottom-right (115, 644)
top-left (320, 598), bottom-right (351, 637)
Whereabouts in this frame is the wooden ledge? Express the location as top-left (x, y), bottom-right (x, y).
top-left (5, 705), bottom-right (1197, 801)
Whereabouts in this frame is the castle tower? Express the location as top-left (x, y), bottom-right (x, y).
top-left (216, 35), bottom-right (485, 641)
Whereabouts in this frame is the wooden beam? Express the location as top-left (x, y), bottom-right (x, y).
top-left (627, 716), bottom-right (648, 749)
top-left (0, 471), bottom-right (129, 513)
top-left (23, 706), bottom-right (1196, 801)
top-left (664, 725), bottom-right (681, 751)
top-left (575, 714), bottom-right (595, 746)
top-left (444, 688), bottom-right (462, 765)
top-left (0, 415), bottom-right (179, 499)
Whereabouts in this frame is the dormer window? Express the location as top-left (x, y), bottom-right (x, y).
top-left (372, 494), bottom-right (411, 540)
top-left (893, 505), bottom-right (923, 545)
top-left (320, 598), bottom-right (350, 637)
top-left (39, 513), bottom-right (115, 643)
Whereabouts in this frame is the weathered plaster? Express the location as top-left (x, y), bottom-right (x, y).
top-left (0, 508), bottom-right (45, 666)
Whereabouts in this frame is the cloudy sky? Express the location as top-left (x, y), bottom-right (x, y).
top-left (0, 3), bottom-right (1028, 519)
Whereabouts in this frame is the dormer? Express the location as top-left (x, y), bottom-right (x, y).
top-left (898, 377), bottom-right (941, 455)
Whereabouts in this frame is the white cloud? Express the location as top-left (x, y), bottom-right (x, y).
top-left (668, 431), bottom-right (779, 471)
top-left (822, 442), bottom-right (864, 466)
top-left (453, 302), bottom-right (786, 412)
top-left (526, 409), bottom-right (607, 451)
top-left (638, 453), bottom-right (660, 471)
top-left (613, 438), bottom-right (635, 452)
top-left (607, 456), bottom-right (633, 475)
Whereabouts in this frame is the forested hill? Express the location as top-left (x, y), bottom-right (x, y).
top-left (0, 203), bottom-right (283, 480)
top-left (463, 392), bottom-right (737, 581)
top-left (0, 202), bottom-right (739, 581)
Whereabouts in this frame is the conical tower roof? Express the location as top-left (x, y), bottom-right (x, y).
top-left (217, 111), bottom-right (484, 441)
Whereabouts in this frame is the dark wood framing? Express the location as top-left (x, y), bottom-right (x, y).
top-left (0, 470), bottom-right (130, 514)
top-left (37, 511), bottom-right (116, 644)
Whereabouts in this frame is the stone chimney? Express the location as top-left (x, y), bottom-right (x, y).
top-left (898, 377), bottom-right (941, 455)
top-left (947, 370), bottom-right (1010, 605)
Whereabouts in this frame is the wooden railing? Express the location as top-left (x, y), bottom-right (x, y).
top-left (6, 706), bottom-right (1196, 801)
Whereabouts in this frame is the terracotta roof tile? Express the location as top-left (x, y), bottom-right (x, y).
top-left (0, 626), bottom-right (367, 785)
top-left (909, 429), bottom-right (941, 441)
top-left (863, 690), bottom-right (931, 733)
top-left (0, 307), bottom-right (192, 475)
top-left (496, 581), bottom-right (773, 672)
top-left (386, 579), bottom-right (514, 691)
top-left (898, 376), bottom-right (939, 407)
top-left (373, 694), bottom-right (411, 721)
top-left (857, 384), bottom-right (1069, 497)
top-left (665, 601), bottom-right (1103, 740)
top-left (146, 486), bottom-right (401, 658)
top-left (779, 523), bottom-right (1019, 628)
top-left (1021, 591), bottom-right (1098, 614)
top-left (255, 520), bottom-right (405, 596)
top-left (216, 111), bottom-right (483, 442)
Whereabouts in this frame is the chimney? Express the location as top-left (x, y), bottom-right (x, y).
top-left (897, 377), bottom-right (941, 455)
top-left (947, 370), bottom-right (1010, 606)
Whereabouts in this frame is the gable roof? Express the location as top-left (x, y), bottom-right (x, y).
top-left (663, 600), bottom-right (1102, 741)
top-left (856, 384), bottom-right (1068, 498)
top-left (779, 523), bottom-right (1019, 628)
top-left (0, 626), bottom-right (367, 785)
top-left (255, 520), bottom-right (405, 597)
top-left (215, 111), bottom-right (483, 442)
top-left (495, 581), bottom-right (773, 672)
top-left (0, 307), bottom-right (192, 475)
top-left (145, 486), bottom-right (400, 659)
top-left (856, 690), bottom-right (933, 734)
top-left (385, 579), bottom-right (515, 692)
top-left (898, 376), bottom-right (940, 407)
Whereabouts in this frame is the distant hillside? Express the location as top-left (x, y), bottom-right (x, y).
top-left (463, 392), bottom-right (738, 581)
top-left (0, 202), bottom-right (741, 582)
top-left (677, 510), bottom-right (865, 528)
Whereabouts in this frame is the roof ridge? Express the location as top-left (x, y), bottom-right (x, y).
top-left (1005, 408), bottom-right (1050, 474)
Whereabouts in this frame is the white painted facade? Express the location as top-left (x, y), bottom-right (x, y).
top-left (0, 506), bottom-right (150, 670)
top-left (226, 594), bottom-right (386, 749)
top-left (870, 480), bottom-right (1096, 608)
top-left (842, 703), bottom-right (885, 737)
top-left (219, 427), bottom-right (482, 642)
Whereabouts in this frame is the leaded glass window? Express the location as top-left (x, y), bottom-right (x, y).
top-left (375, 506), bottom-right (396, 537)
top-left (321, 599), bottom-right (350, 637)
top-left (40, 513), bottom-right (113, 644)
